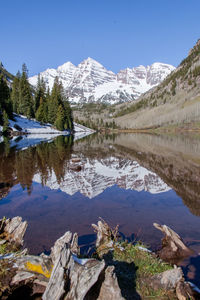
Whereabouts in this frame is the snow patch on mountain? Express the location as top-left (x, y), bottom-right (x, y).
top-left (29, 58), bottom-right (175, 104)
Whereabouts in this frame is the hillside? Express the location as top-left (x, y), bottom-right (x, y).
top-left (115, 39), bottom-right (200, 129)
top-left (0, 62), bottom-right (14, 83)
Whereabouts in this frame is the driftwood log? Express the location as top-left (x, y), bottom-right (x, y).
top-left (0, 216), bottom-right (27, 246)
top-left (97, 266), bottom-right (125, 300)
top-left (43, 242), bottom-right (105, 300)
top-left (153, 223), bottom-right (193, 262)
top-left (1, 217), bottom-right (200, 300)
top-left (92, 219), bottom-right (119, 257)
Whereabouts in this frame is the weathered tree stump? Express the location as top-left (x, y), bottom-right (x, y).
top-left (153, 223), bottom-right (193, 262)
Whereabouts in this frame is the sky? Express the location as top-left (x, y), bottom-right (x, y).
top-left (1, 0), bottom-right (200, 76)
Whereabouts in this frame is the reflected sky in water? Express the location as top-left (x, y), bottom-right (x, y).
top-left (1, 133), bottom-right (200, 287)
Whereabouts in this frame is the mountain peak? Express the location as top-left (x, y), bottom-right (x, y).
top-left (150, 62), bottom-right (175, 70)
top-left (79, 57), bottom-right (103, 68)
top-left (29, 58), bottom-right (175, 104)
top-left (57, 61), bottom-right (76, 72)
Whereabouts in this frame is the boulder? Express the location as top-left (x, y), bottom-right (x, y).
top-left (69, 164), bottom-right (82, 172)
top-left (71, 158), bottom-right (81, 163)
top-left (13, 124), bottom-right (22, 131)
top-left (146, 267), bottom-right (183, 291)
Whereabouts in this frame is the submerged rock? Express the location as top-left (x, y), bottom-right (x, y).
top-left (69, 164), bottom-right (82, 171)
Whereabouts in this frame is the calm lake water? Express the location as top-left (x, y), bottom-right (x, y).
top-left (0, 133), bottom-right (200, 287)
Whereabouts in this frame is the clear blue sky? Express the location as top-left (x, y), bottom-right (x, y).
top-left (1, 0), bottom-right (200, 76)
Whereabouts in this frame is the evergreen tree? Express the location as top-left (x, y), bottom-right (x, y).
top-left (63, 100), bottom-right (74, 131)
top-left (19, 64), bottom-right (34, 118)
top-left (34, 75), bottom-right (46, 113)
top-left (0, 74), bottom-right (12, 124)
top-left (35, 97), bottom-right (48, 123)
top-left (11, 71), bottom-right (21, 113)
top-left (55, 104), bottom-right (65, 131)
top-left (2, 110), bottom-right (9, 133)
top-left (48, 77), bottom-right (62, 124)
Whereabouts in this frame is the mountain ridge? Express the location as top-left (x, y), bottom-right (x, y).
top-left (29, 58), bottom-right (175, 104)
top-left (114, 39), bottom-right (200, 129)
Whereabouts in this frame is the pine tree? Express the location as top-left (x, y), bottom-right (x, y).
top-left (55, 104), bottom-right (65, 131)
top-left (48, 77), bottom-right (62, 124)
top-left (35, 97), bottom-right (48, 123)
top-left (19, 64), bottom-right (34, 118)
top-left (0, 74), bottom-right (12, 123)
top-left (34, 75), bottom-right (46, 113)
top-left (11, 71), bottom-right (21, 113)
top-left (63, 99), bottom-right (74, 131)
top-left (2, 110), bottom-right (9, 133)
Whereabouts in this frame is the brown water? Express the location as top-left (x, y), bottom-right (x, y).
top-left (0, 133), bottom-right (200, 287)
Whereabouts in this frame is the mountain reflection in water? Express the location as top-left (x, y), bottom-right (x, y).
top-left (0, 133), bottom-right (200, 287)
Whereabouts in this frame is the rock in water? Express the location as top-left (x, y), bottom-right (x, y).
top-left (153, 223), bottom-right (193, 262)
top-left (97, 266), bottom-right (125, 300)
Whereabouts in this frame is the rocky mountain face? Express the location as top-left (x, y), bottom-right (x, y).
top-left (29, 58), bottom-right (175, 104)
top-left (33, 155), bottom-right (170, 198)
top-left (115, 39), bottom-right (200, 128)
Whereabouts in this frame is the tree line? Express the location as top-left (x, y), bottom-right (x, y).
top-left (0, 64), bottom-right (74, 133)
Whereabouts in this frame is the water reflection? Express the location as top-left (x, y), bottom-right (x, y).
top-left (0, 133), bottom-right (200, 286)
top-left (0, 135), bottom-right (74, 198)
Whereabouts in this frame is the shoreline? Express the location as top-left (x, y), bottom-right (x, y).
top-left (0, 216), bottom-right (199, 299)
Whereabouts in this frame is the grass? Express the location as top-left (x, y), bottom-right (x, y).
top-left (0, 243), bottom-right (7, 255)
top-left (113, 241), bottom-right (175, 299)
top-left (113, 242), bottom-right (172, 277)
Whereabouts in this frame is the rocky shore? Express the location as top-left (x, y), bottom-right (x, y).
top-left (0, 216), bottom-right (199, 299)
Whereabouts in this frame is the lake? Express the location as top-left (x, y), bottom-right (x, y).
top-left (0, 133), bottom-right (200, 287)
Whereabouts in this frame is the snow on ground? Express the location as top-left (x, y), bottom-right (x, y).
top-left (0, 114), bottom-right (94, 149)
top-left (9, 114), bottom-right (65, 134)
top-left (9, 114), bottom-right (94, 135)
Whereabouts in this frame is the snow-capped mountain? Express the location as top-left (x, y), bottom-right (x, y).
top-left (29, 58), bottom-right (175, 104)
top-left (33, 156), bottom-right (171, 198)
